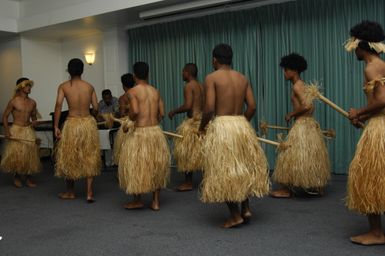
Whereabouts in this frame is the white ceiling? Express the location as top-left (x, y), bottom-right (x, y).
top-left (2, 0), bottom-right (292, 40)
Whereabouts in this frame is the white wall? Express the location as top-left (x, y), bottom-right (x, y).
top-left (20, 37), bottom-right (63, 120)
top-left (0, 37), bottom-right (22, 120)
top-left (0, 26), bottom-right (129, 121)
top-left (103, 27), bottom-right (129, 98)
top-left (60, 32), bottom-right (105, 104)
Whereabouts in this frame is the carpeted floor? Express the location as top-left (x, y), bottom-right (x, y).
top-left (0, 159), bottom-right (384, 256)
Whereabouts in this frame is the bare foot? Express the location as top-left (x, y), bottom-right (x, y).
top-left (87, 197), bottom-right (95, 203)
top-left (221, 216), bottom-right (244, 228)
top-left (13, 178), bottom-right (23, 188)
top-left (241, 209), bottom-right (252, 224)
top-left (150, 201), bottom-right (160, 211)
top-left (26, 179), bottom-right (37, 188)
top-left (176, 182), bottom-right (193, 192)
top-left (270, 189), bottom-right (291, 198)
top-left (350, 232), bottom-right (385, 246)
top-left (123, 201), bottom-right (144, 210)
top-left (58, 192), bottom-right (76, 200)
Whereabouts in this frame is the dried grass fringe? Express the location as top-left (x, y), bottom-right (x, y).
top-left (347, 115), bottom-right (385, 214)
top-left (118, 125), bottom-right (170, 194)
top-left (1, 125), bottom-right (41, 175)
top-left (173, 116), bottom-right (203, 172)
top-left (55, 116), bottom-right (101, 180)
top-left (200, 116), bottom-right (270, 203)
top-left (273, 116), bottom-right (331, 188)
top-left (113, 117), bottom-right (129, 165)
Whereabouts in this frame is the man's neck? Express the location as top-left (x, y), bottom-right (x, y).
top-left (290, 75), bottom-right (301, 85)
top-left (19, 92), bottom-right (28, 99)
top-left (363, 53), bottom-right (380, 64)
top-left (216, 64), bottom-right (231, 71)
top-left (136, 79), bottom-right (148, 85)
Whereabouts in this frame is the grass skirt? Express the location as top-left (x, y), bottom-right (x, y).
top-left (1, 125), bottom-right (41, 175)
top-left (200, 116), bottom-right (270, 203)
top-left (347, 115), bottom-right (385, 214)
top-left (113, 117), bottom-right (129, 165)
top-left (118, 125), bottom-right (170, 194)
top-left (55, 116), bottom-right (101, 180)
top-left (273, 117), bottom-right (330, 188)
top-left (173, 116), bottom-right (203, 172)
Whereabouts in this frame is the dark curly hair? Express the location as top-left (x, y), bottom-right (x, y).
top-left (350, 20), bottom-right (385, 53)
top-left (279, 53), bottom-right (308, 74)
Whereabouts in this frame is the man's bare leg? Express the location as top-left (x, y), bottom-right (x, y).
top-left (176, 172), bottom-right (193, 191)
top-left (221, 202), bottom-right (244, 228)
top-left (59, 179), bottom-right (76, 199)
top-left (150, 189), bottom-right (161, 211)
top-left (241, 199), bottom-right (252, 223)
top-left (25, 175), bottom-right (37, 188)
top-left (13, 174), bottom-right (23, 188)
top-left (124, 194), bottom-right (144, 209)
top-left (86, 177), bottom-right (95, 203)
top-left (270, 184), bottom-right (291, 198)
top-left (350, 214), bottom-right (385, 245)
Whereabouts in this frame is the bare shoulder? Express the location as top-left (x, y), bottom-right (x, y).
top-left (28, 98), bottom-right (37, 106)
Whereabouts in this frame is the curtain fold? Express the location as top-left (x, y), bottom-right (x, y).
top-left (128, 0), bottom-right (385, 174)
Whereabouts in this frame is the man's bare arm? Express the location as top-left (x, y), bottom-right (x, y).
top-left (31, 101), bottom-right (38, 127)
top-left (244, 82), bottom-right (256, 121)
top-left (128, 91), bottom-right (139, 121)
top-left (2, 100), bottom-right (14, 137)
top-left (54, 85), bottom-right (65, 139)
top-left (91, 88), bottom-right (99, 116)
top-left (199, 76), bottom-right (215, 131)
top-left (158, 93), bottom-right (165, 122)
top-left (118, 96), bottom-right (127, 117)
top-left (168, 84), bottom-right (193, 119)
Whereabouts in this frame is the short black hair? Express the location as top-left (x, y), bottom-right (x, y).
top-left (350, 20), bottom-right (385, 53)
top-left (280, 53), bottom-right (308, 73)
top-left (67, 58), bottom-right (84, 77)
top-left (183, 63), bottom-right (198, 78)
top-left (121, 73), bottom-right (135, 89)
top-left (213, 44), bottom-right (233, 65)
top-left (102, 89), bottom-right (112, 96)
top-left (133, 62), bottom-right (149, 80)
top-left (16, 77), bottom-right (29, 85)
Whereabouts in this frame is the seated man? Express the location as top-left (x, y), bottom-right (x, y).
top-left (99, 89), bottom-right (119, 115)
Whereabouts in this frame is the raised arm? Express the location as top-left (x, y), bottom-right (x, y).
top-left (199, 75), bottom-right (215, 131)
top-left (244, 81), bottom-right (256, 121)
top-left (168, 84), bottom-right (193, 119)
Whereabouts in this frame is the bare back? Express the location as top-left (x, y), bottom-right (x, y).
top-left (59, 79), bottom-right (97, 117)
top-left (129, 84), bottom-right (163, 127)
top-left (188, 80), bottom-right (204, 117)
top-left (208, 69), bottom-right (249, 116)
top-left (119, 93), bottom-right (130, 117)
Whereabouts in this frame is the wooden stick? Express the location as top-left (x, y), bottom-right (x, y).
top-left (0, 134), bottom-right (36, 143)
top-left (163, 131), bottom-right (183, 139)
top-left (264, 124), bottom-right (335, 137)
top-left (257, 137), bottom-right (280, 147)
top-left (317, 93), bottom-right (364, 127)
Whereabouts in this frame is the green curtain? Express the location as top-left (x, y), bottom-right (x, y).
top-left (127, 0), bottom-right (385, 174)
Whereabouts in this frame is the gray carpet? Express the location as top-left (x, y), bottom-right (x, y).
top-left (0, 159), bottom-right (384, 256)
